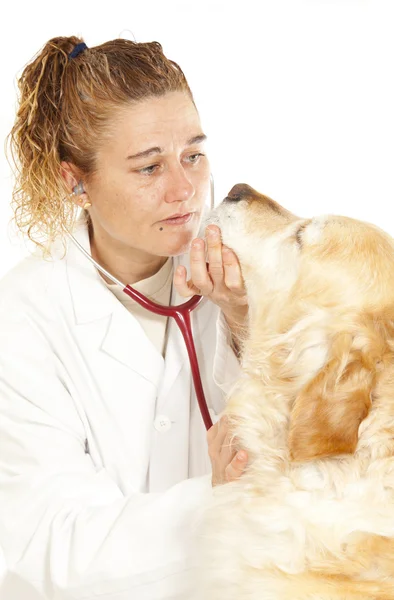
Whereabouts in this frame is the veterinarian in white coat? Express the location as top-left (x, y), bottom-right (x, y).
top-left (0, 36), bottom-right (248, 600)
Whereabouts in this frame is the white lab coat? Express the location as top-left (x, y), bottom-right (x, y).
top-left (0, 221), bottom-right (240, 600)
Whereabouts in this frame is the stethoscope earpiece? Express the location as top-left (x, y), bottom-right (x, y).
top-left (72, 181), bottom-right (85, 196)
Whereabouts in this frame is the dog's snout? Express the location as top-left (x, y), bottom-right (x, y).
top-left (225, 183), bottom-right (255, 202)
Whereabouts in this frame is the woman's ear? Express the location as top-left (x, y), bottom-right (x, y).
top-left (60, 161), bottom-right (78, 192)
top-left (60, 162), bottom-right (89, 208)
top-left (288, 331), bottom-right (374, 462)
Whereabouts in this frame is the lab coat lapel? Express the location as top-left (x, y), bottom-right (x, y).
top-left (155, 254), bottom-right (211, 413)
top-left (66, 222), bottom-right (164, 386)
top-left (155, 294), bottom-right (187, 410)
top-left (100, 306), bottom-right (164, 385)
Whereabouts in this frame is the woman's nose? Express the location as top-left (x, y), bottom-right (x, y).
top-left (165, 168), bottom-right (194, 203)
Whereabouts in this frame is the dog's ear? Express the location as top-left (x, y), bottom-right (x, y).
top-left (288, 330), bottom-right (375, 462)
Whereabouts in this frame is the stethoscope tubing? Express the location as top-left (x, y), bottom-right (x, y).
top-left (68, 233), bottom-right (213, 430)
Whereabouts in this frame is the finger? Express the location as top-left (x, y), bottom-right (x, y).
top-left (208, 430), bottom-right (231, 465)
top-left (208, 416), bottom-right (229, 453)
top-left (190, 238), bottom-right (213, 295)
top-left (173, 265), bottom-right (199, 297)
top-left (219, 431), bottom-right (236, 463)
top-left (225, 450), bottom-right (248, 483)
top-left (206, 420), bottom-right (219, 444)
top-left (215, 417), bottom-right (230, 447)
top-left (205, 226), bottom-right (225, 286)
top-left (222, 246), bottom-right (245, 295)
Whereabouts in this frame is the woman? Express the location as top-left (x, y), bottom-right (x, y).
top-left (0, 36), bottom-right (248, 599)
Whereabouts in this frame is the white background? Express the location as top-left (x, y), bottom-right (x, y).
top-left (0, 0), bottom-right (393, 279)
top-left (0, 0), bottom-right (393, 582)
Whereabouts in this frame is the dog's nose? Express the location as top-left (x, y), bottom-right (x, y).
top-left (225, 183), bottom-right (255, 202)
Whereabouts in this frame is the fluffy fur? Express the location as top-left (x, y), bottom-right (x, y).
top-left (197, 184), bottom-right (394, 599)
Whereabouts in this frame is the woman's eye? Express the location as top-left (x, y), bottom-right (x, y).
top-left (186, 153), bottom-right (204, 164)
top-left (138, 164), bottom-right (158, 175)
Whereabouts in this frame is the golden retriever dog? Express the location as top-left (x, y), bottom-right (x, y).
top-left (198, 184), bottom-right (394, 600)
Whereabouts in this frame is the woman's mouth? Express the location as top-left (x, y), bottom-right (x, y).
top-left (159, 212), bottom-right (194, 226)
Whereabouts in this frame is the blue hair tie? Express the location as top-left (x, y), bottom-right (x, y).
top-left (68, 42), bottom-right (88, 60)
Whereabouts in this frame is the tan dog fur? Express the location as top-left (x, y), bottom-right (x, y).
top-left (198, 184), bottom-right (394, 600)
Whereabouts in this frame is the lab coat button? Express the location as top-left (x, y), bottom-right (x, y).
top-left (154, 415), bottom-right (172, 432)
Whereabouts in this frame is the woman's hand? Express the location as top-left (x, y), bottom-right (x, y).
top-left (174, 225), bottom-right (248, 339)
top-left (207, 416), bottom-right (248, 486)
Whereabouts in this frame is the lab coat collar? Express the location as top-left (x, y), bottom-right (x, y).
top-left (65, 220), bottom-right (195, 325)
top-left (65, 220), bottom-right (116, 325)
top-left (64, 220), bottom-right (209, 388)
top-left (65, 221), bottom-right (164, 383)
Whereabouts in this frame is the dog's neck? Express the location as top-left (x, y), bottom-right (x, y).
top-left (233, 302), bottom-right (394, 482)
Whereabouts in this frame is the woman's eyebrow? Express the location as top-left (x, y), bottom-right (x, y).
top-left (126, 134), bottom-right (207, 161)
top-left (126, 147), bottom-right (162, 161)
top-left (186, 134), bottom-right (207, 146)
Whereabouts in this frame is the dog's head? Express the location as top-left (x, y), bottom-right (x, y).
top-left (209, 184), bottom-right (394, 462)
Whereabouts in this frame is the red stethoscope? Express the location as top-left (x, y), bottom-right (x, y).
top-left (68, 235), bottom-right (212, 430)
top-left (68, 181), bottom-right (216, 431)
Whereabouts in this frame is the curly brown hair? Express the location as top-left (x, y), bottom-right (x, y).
top-left (8, 36), bottom-right (193, 252)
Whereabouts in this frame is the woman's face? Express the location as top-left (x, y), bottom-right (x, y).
top-left (85, 91), bottom-right (210, 259)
